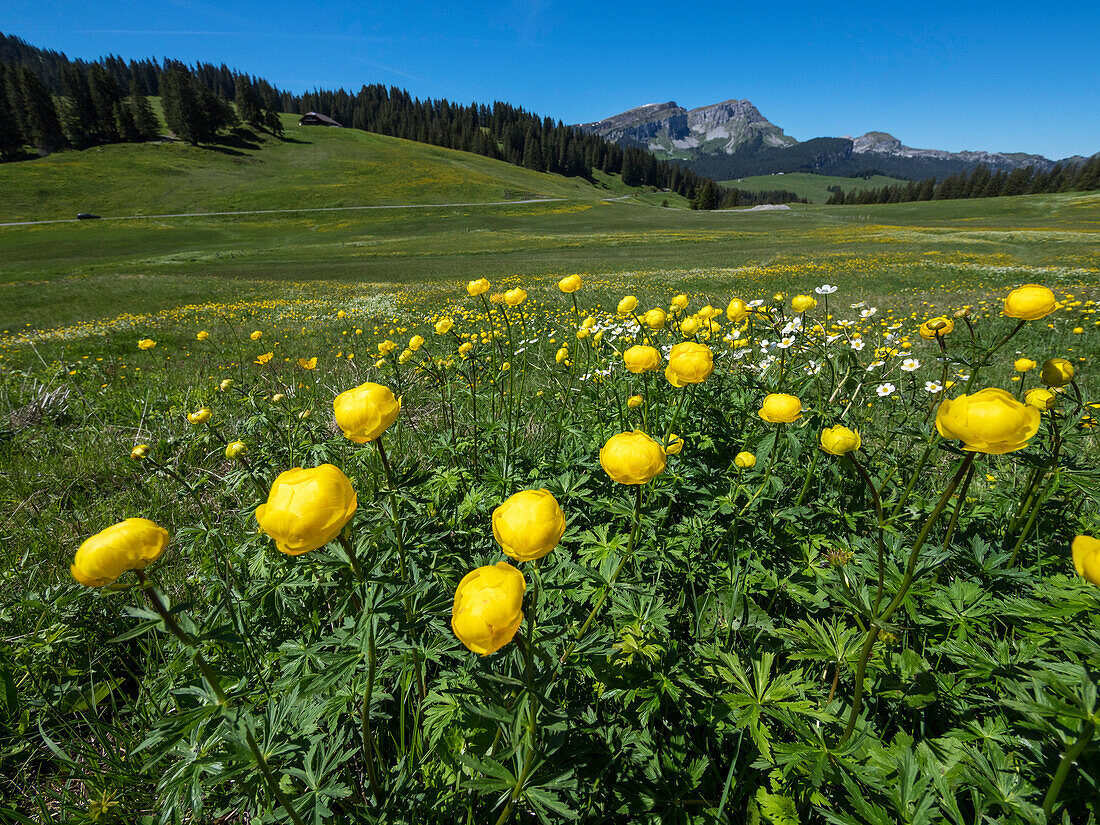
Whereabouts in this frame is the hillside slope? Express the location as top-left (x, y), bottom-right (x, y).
top-left (0, 114), bottom-right (678, 222)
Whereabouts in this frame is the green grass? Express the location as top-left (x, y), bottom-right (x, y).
top-left (719, 172), bottom-right (909, 203)
top-left (0, 113), bottom-right (685, 223)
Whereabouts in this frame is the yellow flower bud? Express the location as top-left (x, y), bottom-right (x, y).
top-left (271, 394), bottom-right (285, 403)
top-left (250, 331), bottom-right (263, 341)
top-left (333, 382), bottom-right (401, 443)
top-left (734, 451), bottom-right (756, 469)
top-left (225, 440), bottom-right (247, 459)
top-left (219, 379), bottom-right (234, 391)
top-left (408, 335), bottom-right (425, 351)
top-left (555, 347), bottom-right (569, 363)
top-left (435, 317), bottom-right (454, 335)
top-left (459, 342), bottom-right (473, 356)
top-left (820, 425), bottom-right (861, 455)
top-left (196, 330), bottom-right (209, 341)
top-left (665, 434), bottom-right (684, 455)
top-left (1004, 284), bottom-right (1057, 320)
top-left (671, 294), bottom-right (689, 310)
top-left (599, 430), bottom-right (667, 485)
top-left (679, 317), bottom-right (701, 336)
top-left (576, 328), bottom-right (590, 340)
top-left (759, 393), bottom-right (802, 424)
top-left (187, 408), bottom-right (212, 425)
top-left (664, 342), bottom-right (713, 387)
top-left (504, 287), bottom-right (527, 307)
top-left (644, 308), bottom-right (667, 330)
top-left (1024, 388), bottom-right (1056, 410)
top-left (492, 489), bottom-right (566, 562)
top-left (256, 465), bottom-right (358, 556)
top-left (130, 444), bottom-right (149, 461)
top-left (1040, 358), bottom-right (1074, 387)
top-left (138, 338), bottom-right (156, 350)
top-left (558, 274), bottom-right (582, 293)
top-left (452, 562), bottom-right (525, 655)
top-left (623, 345), bottom-right (662, 374)
top-left (791, 295), bottom-right (817, 313)
top-left (1014, 358), bottom-right (1037, 372)
top-left (627, 394), bottom-right (643, 409)
top-left (726, 299), bottom-right (748, 322)
top-left (71, 518), bottom-right (169, 587)
top-left (617, 295), bottom-right (638, 315)
top-left (935, 388), bottom-right (1039, 454)
top-left (1072, 535), bottom-right (1100, 587)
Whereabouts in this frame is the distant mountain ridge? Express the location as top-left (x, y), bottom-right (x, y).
top-left (578, 99), bottom-right (1090, 180)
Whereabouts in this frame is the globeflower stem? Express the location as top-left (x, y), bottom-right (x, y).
top-left (793, 445), bottom-right (820, 508)
top-left (845, 454), bottom-right (885, 614)
top-left (963, 320), bottom-right (1025, 394)
top-left (559, 484), bottom-right (644, 666)
top-left (838, 452), bottom-right (975, 747)
top-left (145, 457), bottom-right (213, 532)
top-left (374, 436), bottom-right (426, 703)
top-left (1042, 718), bottom-right (1096, 819)
top-left (136, 572), bottom-right (307, 825)
top-left (941, 460), bottom-right (977, 551)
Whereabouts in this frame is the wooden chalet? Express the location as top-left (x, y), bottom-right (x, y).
top-left (298, 112), bottom-right (343, 127)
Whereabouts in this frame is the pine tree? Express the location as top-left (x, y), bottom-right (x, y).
top-left (0, 64), bottom-right (27, 160)
top-left (128, 90), bottom-right (160, 140)
top-left (15, 66), bottom-right (67, 154)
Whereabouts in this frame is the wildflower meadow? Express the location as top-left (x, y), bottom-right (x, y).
top-left (2, 268), bottom-right (1099, 824)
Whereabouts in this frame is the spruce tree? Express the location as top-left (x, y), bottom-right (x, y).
top-left (15, 66), bottom-right (67, 154)
top-left (0, 64), bottom-right (27, 159)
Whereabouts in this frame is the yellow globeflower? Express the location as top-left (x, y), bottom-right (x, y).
top-left (1024, 388), bottom-right (1056, 410)
top-left (555, 347), bottom-right (569, 363)
top-left (467, 278), bottom-right (490, 296)
top-left (734, 451), bottom-right (756, 469)
top-left (435, 317), bottom-right (454, 335)
top-left (408, 335), bottom-right (425, 351)
top-left (250, 331), bottom-right (263, 341)
top-left (254, 352), bottom-right (274, 365)
top-left (820, 425), bottom-right (861, 455)
top-left (627, 394), bottom-right (643, 409)
top-left (599, 431), bottom-right (667, 485)
top-left (617, 295), bottom-right (638, 316)
top-left (504, 287), bottom-right (527, 306)
top-left (558, 274), bottom-right (582, 293)
top-left (219, 379), bottom-right (234, 391)
top-left (196, 330), bottom-right (209, 341)
top-left (644, 308), bottom-right (667, 330)
top-left (919, 317), bottom-right (954, 339)
top-left (225, 440), bottom-right (247, 459)
top-left (665, 434), bottom-right (684, 455)
top-left (623, 345), bottom-right (662, 374)
top-left (297, 357), bottom-right (318, 370)
top-left (1072, 535), bottom-right (1100, 587)
top-left (452, 562), bottom-right (526, 655)
top-left (255, 465), bottom-right (358, 555)
top-left (726, 299), bottom-right (748, 322)
top-left (334, 382), bottom-right (400, 443)
top-left (679, 317), bottom-right (701, 336)
top-left (576, 328), bottom-right (590, 340)
top-left (665, 341), bottom-right (713, 386)
top-left (187, 408), bottom-right (212, 425)
top-left (138, 338), bottom-right (156, 350)
top-left (791, 295), bottom-right (817, 313)
top-left (458, 342), bottom-right (474, 356)
top-left (492, 489), bottom-right (566, 562)
top-left (1014, 358), bottom-right (1037, 372)
top-left (759, 393), bottom-right (802, 424)
top-left (935, 388), bottom-right (1039, 454)
top-left (72, 518), bottom-right (169, 587)
top-left (130, 444), bottom-right (149, 461)
top-left (1040, 358), bottom-right (1074, 387)
top-left (671, 294), bottom-right (689, 310)
top-left (1004, 284), bottom-right (1057, 320)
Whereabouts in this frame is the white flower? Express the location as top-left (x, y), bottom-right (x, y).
top-left (866, 360), bottom-right (885, 371)
top-left (901, 358), bottom-right (921, 372)
top-left (850, 339), bottom-right (865, 351)
top-left (826, 334), bottom-right (843, 343)
top-left (815, 284), bottom-right (838, 295)
top-left (860, 307), bottom-right (878, 319)
top-left (804, 360), bottom-right (822, 375)
top-left (781, 317), bottom-right (802, 335)
top-left (924, 381), bottom-right (944, 394)
top-left (876, 383), bottom-right (897, 397)
top-left (850, 301), bottom-right (867, 309)
top-left (777, 336), bottom-right (796, 350)
top-left (747, 299), bottom-right (765, 308)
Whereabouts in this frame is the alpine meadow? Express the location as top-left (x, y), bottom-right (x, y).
top-left (1, 25), bottom-right (1099, 825)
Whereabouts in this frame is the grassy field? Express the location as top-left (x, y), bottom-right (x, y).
top-left (720, 172), bottom-right (909, 202)
top-left (2, 129), bottom-right (1099, 822)
top-left (0, 113), bottom-right (689, 223)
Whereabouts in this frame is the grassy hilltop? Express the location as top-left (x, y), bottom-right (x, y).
top-left (0, 113), bottom-right (684, 223)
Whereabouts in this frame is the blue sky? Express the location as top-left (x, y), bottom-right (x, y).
top-left (4, 0), bottom-right (1098, 159)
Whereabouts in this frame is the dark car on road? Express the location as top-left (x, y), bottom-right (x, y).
top-left (77, 213), bottom-right (101, 220)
